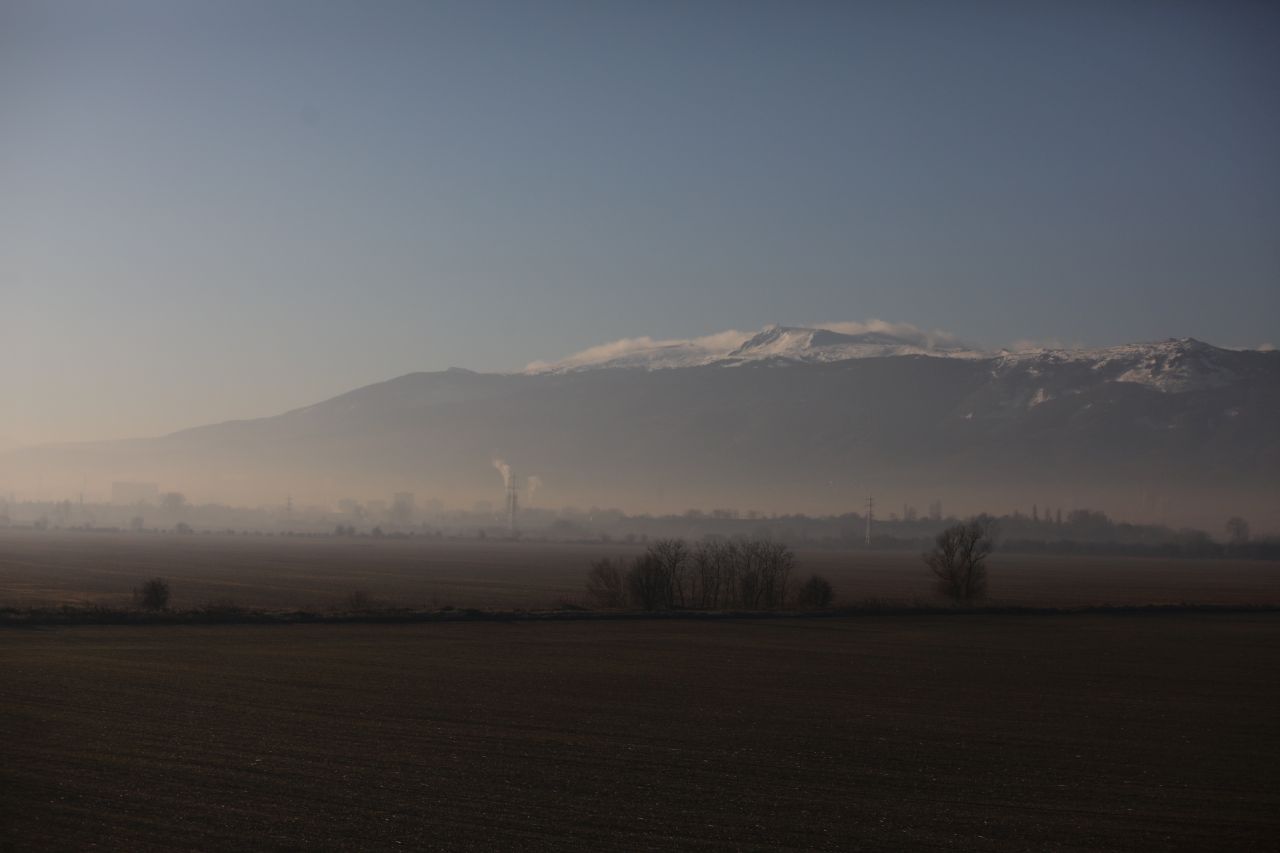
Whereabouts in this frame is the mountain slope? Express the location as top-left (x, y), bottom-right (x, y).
top-left (2, 334), bottom-right (1277, 529)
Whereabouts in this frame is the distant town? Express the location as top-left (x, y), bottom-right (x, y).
top-left (1, 480), bottom-right (1271, 560)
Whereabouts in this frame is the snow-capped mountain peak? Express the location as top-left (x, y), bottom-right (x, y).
top-left (524, 325), bottom-right (1271, 395)
top-left (995, 337), bottom-right (1241, 394)
top-left (722, 324), bottom-right (979, 364)
top-left (524, 323), bottom-right (979, 374)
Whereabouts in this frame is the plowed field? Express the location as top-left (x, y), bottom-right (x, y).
top-left (2, 529), bottom-right (1277, 610)
top-left (3, 615), bottom-right (1278, 850)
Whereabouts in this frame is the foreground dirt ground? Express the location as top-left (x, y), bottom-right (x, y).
top-left (2, 615), bottom-right (1277, 851)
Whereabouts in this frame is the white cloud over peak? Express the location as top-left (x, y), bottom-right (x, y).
top-left (523, 329), bottom-right (753, 373)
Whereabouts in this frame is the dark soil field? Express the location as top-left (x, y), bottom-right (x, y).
top-left (3, 531), bottom-right (1277, 849)
top-left (2, 529), bottom-right (1278, 610)
top-left (3, 615), bottom-right (1278, 851)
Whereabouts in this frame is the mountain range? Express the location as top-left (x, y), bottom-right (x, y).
top-left (3, 325), bottom-right (1277, 530)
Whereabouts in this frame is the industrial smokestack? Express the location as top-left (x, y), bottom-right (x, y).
top-left (506, 478), bottom-right (519, 534)
top-left (493, 457), bottom-right (519, 534)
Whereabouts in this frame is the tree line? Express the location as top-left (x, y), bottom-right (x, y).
top-left (585, 538), bottom-right (834, 611)
top-left (585, 519), bottom-right (1004, 611)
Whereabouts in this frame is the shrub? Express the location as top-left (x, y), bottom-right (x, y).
top-left (796, 574), bottom-right (834, 609)
top-left (134, 578), bottom-right (170, 611)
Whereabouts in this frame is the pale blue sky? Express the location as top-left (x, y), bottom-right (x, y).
top-left (2, 1), bottom-right (1277, 447)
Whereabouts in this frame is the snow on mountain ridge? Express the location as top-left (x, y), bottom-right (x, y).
top-left (525, 326), bottom-right (1260, 394)
top-left (994, 338), bottom-right (1240, 393)
top-left (525, 323), bottom-right (979, 373)
top-left (722, 325), bottom-right (982, 364)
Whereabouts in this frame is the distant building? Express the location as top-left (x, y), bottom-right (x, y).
top-left (391, 492), bottom-right (415, 526)
top-left (112, 482), bottom-right (159, 506)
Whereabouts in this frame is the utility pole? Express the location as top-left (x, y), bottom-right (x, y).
top-left (865, 495), bottom-right (874, 546)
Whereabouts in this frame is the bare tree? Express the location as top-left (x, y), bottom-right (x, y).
top-left (733, 540), bottom-right (763, 608)
top-left (585, 558), bottom-right (626, 608)
top-left (648, 539), bottom-right (690, 607)
top-left (588, 538), bottom-right (799, 611)
top-left (714, 539), bottom-right (745, 608)
top-left (690, 540), bottom-right (732, 609)
top-left (626, 552), bottom-right (673, 610)
top-left (923, 518), bottom-right (996, 601)
top-left (1225, 516), bottom-right (1250, 546)
top-left (756, 540), bottom-right (795, 609)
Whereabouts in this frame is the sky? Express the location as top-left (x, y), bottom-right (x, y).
top-left (2, 0), bottom-right (1278, 448)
